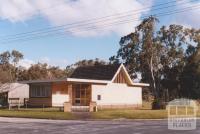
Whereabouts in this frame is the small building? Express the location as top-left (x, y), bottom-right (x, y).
top-left (0, 83), bottom-right (29, 107)
top-left (23, 64), bottom-right (149, 111)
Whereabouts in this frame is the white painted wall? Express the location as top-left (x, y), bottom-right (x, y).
top-left (52, 94), bottom-right (69, 107)
top-left (92, 83), bottom-right (142, 106)
top-left (9, 84), bottom-right (29, 98)
top-left (7, 83), bottom-right (29, 105)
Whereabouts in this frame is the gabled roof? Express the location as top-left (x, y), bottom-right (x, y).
top-left (69, 64), bottom-right (149, 86)
top-left (19, 64), bottom-right (149, 87)
top-left (111, 64), bottom-right (134, 85)
top-left (70, 64), bottom-right (120, 80)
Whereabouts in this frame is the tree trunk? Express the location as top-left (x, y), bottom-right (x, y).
top-left (9, 66), bottom-right (13, 83)
top-left (150, 54), bottom-right (158, 99)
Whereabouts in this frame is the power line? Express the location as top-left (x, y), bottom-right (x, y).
top-left (1, 5), bottom-right (200, 44)
top-left (0, 0), bottom-right (191, 39)
top-left (1, 4), bottom-right (199, 44)
top-left (21, 0), bottom-right (188, 23)
top-left (0, 0), bottom-right (196, 40)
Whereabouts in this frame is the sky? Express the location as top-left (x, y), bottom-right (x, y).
top-left (0, 0), bottom-right (199, 69)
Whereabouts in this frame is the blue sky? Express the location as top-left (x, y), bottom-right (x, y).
top-left (0, 0), bottom-right (199, 68)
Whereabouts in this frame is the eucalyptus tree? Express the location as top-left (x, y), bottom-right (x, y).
top-left (116, 16), bottom-right (162, 99)
top-left (179, 29), bottom-right (200, 99)
top-left (112, 16), bottom-right (200, 100)
top-left (11, 50), bottom-right (23, 67)
top-left (0, 50), bottom-right (24, 83)
top-left (11, 50), bottom-right (24, 81)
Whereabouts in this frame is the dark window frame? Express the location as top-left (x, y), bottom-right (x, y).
top-left (30, 84), bottom-right (51, 98)
top-left (97, 95), bottom-right (101, 100)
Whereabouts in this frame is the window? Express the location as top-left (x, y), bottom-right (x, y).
top-left (75, 99), bottom-right (81, 104)
top-left (97, 95), bottom-right (101, 100)
top-left (30, 84), bottom-right (51, 97)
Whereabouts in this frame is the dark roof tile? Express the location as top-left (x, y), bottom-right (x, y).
top-left (70, 64), bottom-right (121, 80)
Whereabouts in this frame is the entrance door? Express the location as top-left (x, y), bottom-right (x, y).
top-left (72, 84), bottom-right (91, 106)
top-left (75, 87), bottom-right (81, 105)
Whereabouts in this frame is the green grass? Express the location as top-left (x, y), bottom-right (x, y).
top-left (92, 108), bottom-right (200, 119)
top-left (1, 108), bottom-right (199, 120)
top-left (17, 107), bottom-right (63, 112)
top-left (92, 109), bottom-right (168, 119)
top-left (0, 108), bottom-right (75, 120)
top-left (0, 101), bottom-right (199, 120)
top-left (92, 101), bottom-right (200, 119)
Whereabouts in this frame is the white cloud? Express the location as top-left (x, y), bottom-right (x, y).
top-left (39, 57), bottom-right (68, 68)
top-left (0, 0), bottom-right (36, 22)
top-left (39, 57), bottom-right (50, 63)
top-left (0, 0), bottom-right (153, 36)
top-left (18, 57), bottom-right (68, 69)
top-left (18, 59), bottom-right (34, 69)
top-left (174, 0), bottom-right (200, 28)
top-left (133, 73), bottom-right (142, 82)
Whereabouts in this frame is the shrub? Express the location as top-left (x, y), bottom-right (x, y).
top-left (152, 99), bottom-right (166, 110)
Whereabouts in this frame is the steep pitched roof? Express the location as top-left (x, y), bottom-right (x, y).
top-left (19, 64), bottom-right (149, 86)
top-left (70, 64), bottom-right (121, 80)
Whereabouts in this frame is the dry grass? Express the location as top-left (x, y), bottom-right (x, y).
top-left (0, 108), bottom-right (75, 120)
top-left (141, 101), bottom-right (152, 110)
top-left (0, 101), bottom-right (199, 120)
top-left (92, 101), bottom-right (200, 119)
top-left (92, 109), bottom-right (167, 119)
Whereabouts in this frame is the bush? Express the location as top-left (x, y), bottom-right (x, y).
top-left (152, 99), bottom-right (166, 110)
top-left (0, 98), bottom-right (8, 107)
top-left (142, 87), bottom-right (154, 102)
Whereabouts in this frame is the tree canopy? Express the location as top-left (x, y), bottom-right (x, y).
top-left (0, 50), bottom-right (107, 84)
top-left (110, 16), bottom-right (200, 100)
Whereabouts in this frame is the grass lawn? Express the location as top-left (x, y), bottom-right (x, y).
top-left (92, 109), bottom-right (168, 119)
top-left (93, 108), bottom-right (200, 119)
top-left (0, 108), bottom-right (76, 120)
top-left (0, 101), bottom-right (199, 120)
top-left (92, 102), bottom-right (200, 119)
top-left (1, 108), bottom-right (199, 120)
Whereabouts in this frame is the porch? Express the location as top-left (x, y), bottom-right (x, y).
top-left (72, 84), bottom-right (91, 106)
top-left (65, 83), bottom-right (97, 112)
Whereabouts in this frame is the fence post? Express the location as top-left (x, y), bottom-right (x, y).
top-left (9, 102), bottom-right (11, 110)
top-left (18, 99), bottom-right (20, 110)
